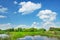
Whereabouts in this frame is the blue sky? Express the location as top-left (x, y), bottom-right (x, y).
top-left (0, 0), bottom-right (60, 30)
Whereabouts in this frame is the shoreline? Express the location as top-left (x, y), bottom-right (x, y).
top-left (6, 31), bottom-right (60, 40)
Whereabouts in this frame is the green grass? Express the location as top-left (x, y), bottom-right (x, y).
top-left (5, 31), bottom-right (60, 40)
top-left (7, 32), bottom-right (40, 40)
top-left (0, 31), bottom-right (60, 40)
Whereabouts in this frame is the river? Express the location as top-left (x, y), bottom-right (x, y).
top-left (0, 34), bottom-right (59, 40)
top-left (17, 36), bottom-right (58, 40)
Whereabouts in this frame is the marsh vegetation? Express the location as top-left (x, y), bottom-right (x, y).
top-left (0, 27), bottom-right (60, 40)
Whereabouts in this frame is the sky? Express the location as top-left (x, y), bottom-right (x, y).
top-left (0, 0), bottom-right (60, 30)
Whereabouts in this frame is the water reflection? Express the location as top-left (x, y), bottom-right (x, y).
top-left (0, 34), bottom-right (9, 38)
top-left (17, 36), bottom-right (58, 40)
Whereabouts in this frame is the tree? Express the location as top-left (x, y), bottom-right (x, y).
top-left (28, 28), bottom-right (38, 32)
top-left (38, 28), bottom-right (46, 32)
top-left (14, 28), bottom-right (23, 32)
top-left (6, 28), bottom-right (14, 32)
top-left (49, 27), bottom-right (60, 31)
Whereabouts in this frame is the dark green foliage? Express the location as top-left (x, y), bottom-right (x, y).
top-left (14, 28), bottom-right (23, 32)
top-left (38, 28), bottom-right (46, 32)
top-left (49, 27), bottom-right (60, 31)
top-left (5, 28), bottom-right (14, 32)
top-left (28, 28), bottom-right (38, 32)
top-left (2, 27), bottom-right (46, 32)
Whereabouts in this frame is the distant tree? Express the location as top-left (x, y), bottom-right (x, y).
top-left (22, 28), bottom-right (29, 32)
top-left (49, 27), bottom-right (60, 31)
top-left (28, 28), bottom-right (38, 32)
top-left (14, 28), bottom-right (24, 32)
top-left (38, 28), bottom-right (46, 32)
top-left (6, 28), bottom-right (14, 32)
top-left (49, 27), bottom-right (54, 31)
top-left (0, 29), bottom-right (1, 31)
top-left (18, 28), bottom-right (23, 32)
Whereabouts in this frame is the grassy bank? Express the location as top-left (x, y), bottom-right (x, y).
top-left (0, 27), bottom-right (60, 40)
top-left (6, 31), bottom-right (60, 40)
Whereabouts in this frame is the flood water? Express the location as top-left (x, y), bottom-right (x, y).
top-left (17, 36), bottom-right (58, 40)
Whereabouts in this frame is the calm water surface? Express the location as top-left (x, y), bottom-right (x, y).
top-left (0, 34), bottom-right (9, 38)
top-left (17, 36), bottom-right (58, 40)
top-left (0, 34), bottom-right (59, 40)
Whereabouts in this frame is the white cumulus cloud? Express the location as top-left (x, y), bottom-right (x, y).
top-left (31, 22), bottom-right (39, 28)
top-left (14, 1), bottom-right (18, 4)
top-left (37, 9), bottom-right (57, 30)
top-left (15, 25), bottom-right (29, 29)
top-left (15, 22), bottom-right (39, 29)
top-left (0, 6), bottom-right (8, 13)
top-left (18, 1), bottom-right (41, 15)
top-left (0, 23), bottom-right (12, 30)
top-left (0, 15), bottom-right (6, 18)
top-left (41, 22), bottom-right (56, 30)
top-left (37, 9), bottom-right (57, 22)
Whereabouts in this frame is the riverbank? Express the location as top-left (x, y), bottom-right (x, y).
top-left (6, 31), bottom-right (60, 40)
top-left (0, 27), bottom-right (60, 40)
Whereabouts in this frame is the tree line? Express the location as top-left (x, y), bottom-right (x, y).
top-left (0, 27), bottom-right (60, 34)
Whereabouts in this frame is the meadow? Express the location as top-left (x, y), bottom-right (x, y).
top-left (0, 27), bottom-right (60, 40)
